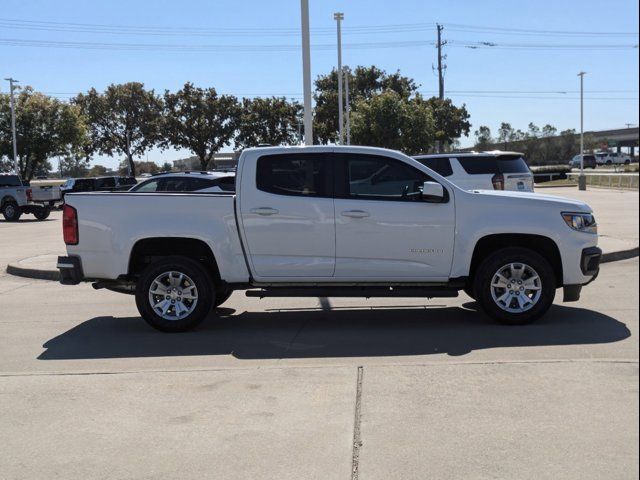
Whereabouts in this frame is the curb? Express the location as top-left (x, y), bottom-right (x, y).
top-left (601, 247), bottom-right (640, 264)
top-left (5, 263), bottom-right (60, 281)
top-left (6, 247), bottom-right (639, 282)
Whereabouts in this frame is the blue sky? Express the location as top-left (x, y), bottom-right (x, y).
top-left (2, 0), bottom-right (638, 169)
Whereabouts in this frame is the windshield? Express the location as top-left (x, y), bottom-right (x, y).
top-left (0, 175), bottom-right (22, 187)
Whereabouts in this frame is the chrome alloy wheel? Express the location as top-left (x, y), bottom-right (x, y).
top-left (148, 271), bottom-right (198, 320)
top-left (490, 262), bottom-right (542, 313)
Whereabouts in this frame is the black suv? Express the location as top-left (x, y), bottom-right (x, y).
top-left (61, 176), bottom-right (138, 199)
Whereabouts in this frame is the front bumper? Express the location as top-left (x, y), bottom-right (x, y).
top-left (57, 256), bottom-right (84, 285)
top-left (563, 246), bottom-right (602, 302)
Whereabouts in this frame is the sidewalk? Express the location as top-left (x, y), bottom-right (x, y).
top-left (3, 186), bottom-right (639, 281)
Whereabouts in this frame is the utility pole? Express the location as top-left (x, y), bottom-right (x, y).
top-left (435, 25), bottom-right (446, 152)
top-left (436, 24), bottom-right (445, 100)
top-left (5, 78), bottom-right (20, 176)
top-left (578, 71), bottom-right (587, 191)
top-left (345, 67), bottom-right (351, 145)
top-left (300, 0), bottom-right (313, 145)
top-left (334, 12), bottom-right (344, 145)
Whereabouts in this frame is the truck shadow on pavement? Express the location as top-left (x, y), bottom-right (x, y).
top-left (38, 303), bottom-right (631, 360)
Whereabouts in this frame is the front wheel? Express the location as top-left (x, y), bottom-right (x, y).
top-left (473, 247), bottom-right (556, 325)
top-left (135, 256), bottom-right (214, 332)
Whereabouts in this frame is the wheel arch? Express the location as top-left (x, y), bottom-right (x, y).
top-left (1, 194), bottom-right (18, 207)
top-left (128, 237), bottom-right (221, 282)
top-left (469, 233), bottom-right (563, 287)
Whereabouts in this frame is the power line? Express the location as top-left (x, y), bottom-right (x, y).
top-left (1, 37), bottom-right (636, 53)
top-left (0, 17), bottom-right (637, 38)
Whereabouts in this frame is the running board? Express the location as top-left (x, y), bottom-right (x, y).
top-left (245, 286), bottom-right (459, 299)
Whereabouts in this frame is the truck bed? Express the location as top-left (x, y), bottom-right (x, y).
top-left (64, 192), bottom-right (250, 282)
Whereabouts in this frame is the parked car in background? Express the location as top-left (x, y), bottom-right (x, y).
top-left (569, 154), bottom-right (597, 169)
top-left (595, 152), bottom-right (631, 165)
top-left (413, 151), bottom-right (534, 192)
top-left (129, 171), bottom-right (236, 193)
top-left (0, 173), bottom-right (52, 221)
top-left (60, 176), bottom-right (138, 199)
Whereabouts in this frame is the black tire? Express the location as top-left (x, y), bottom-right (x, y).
top-left (606, 160), bottom-right (612, 165)
top-left (135, 256), bottom-right (215, 332)
top-left (625, 160), bottom-right (630, 165)
top-left (33, 207), bottom-right (51, 221)
top-left (2, 201), bottom-right (22, 221)
top-left (463, 285), bottom-right (476, 300)
top-left (214, 288), bottom-right (233, 308)
top-left (473, 247), bottom-right (556, 325)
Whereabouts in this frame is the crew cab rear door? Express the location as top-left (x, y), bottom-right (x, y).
top-left (238, 151), bottom-right (335, 278)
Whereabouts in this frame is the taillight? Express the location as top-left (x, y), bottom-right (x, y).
top-left (491, 173), bottom-right (505, 190)
top-left (63, 204), bottom-right (79, 245)
top-left (26, 188), bottom-right (33, 201)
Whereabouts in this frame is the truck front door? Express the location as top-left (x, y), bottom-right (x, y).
top-left (332, 152), bottom-right (455, 280)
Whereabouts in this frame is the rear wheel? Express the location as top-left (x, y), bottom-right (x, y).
top-left (2, 201), bottom-right (21, 221)
top-left (135, 256), bottom-right (214, 332)
top-left (473, 247), bottom-right (556, 325)
top-left (33, 207), bottom-right (51, 221)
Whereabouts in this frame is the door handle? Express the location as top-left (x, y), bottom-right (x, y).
top-left (341, 209), bottom-right (370, 218)
top-left (250, 207), bottom-right (279, 216)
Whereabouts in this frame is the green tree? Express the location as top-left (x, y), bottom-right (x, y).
top-left (497, 122), bottom-right (515, 150)
top-left (160, 162), bottom-right (173, 172)
top-left (313, 65), bottom-right (418, 144)
top-left (474, 126), bottom-right (493, 150)
top-left (74, 82), bottom-right (164, 177)
top-left (118, 160), bottom-right (159, 175)
top-left (163, 83), bottom-right (240, 170)
top-left (422, 97), bottom-right (471, 150)
top-left (350, 91), bottom-right (435, 154)
top-left (60, 155), bottom-right (90, 177)
top-left (236, 97), bottom-right (302, 148)
top-left (88, 164), bottom-right (109, 177)
top-left (1, 87), bottom-right (86, 180)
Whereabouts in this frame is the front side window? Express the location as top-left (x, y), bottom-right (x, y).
top-left (339, 154), bottom-right (430, 201)
top-left (257, 154), bottom-right (330, 197)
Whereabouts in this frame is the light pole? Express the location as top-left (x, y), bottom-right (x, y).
top-left (334, 12), bottom-right (344, 145)
top-left (5, 77), bottom-right (20, 176)
top-left (578, 72), bottom-right (587, 191)
top-left (345, 66), bottom-right (351, 145)
top-left (300, 0), bottom-right (313, 145)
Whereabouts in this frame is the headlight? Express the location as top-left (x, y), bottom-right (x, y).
top-left (561, 212), bottom-right (598, 234)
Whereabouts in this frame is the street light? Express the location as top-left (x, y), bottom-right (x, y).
top-left (4, 77), bottom-right (19, 176)
top-left (300, 0), bottom-right (313, 145)
top-left (334, 12), bottom-right (344, 144)
top-left (578, 71), bottom-right (587, 191)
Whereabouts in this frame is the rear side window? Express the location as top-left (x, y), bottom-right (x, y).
top-left (96, 177), bottom-right (116, 188)
top-left (415, 157), bottom-right (453, 177)
top-left (457, 156), bottom-right (530, 175)
top-left (162, 177), bottom-right (192, 192)
top-left (256, 154), bottom-right (330, 197)
top-left (0, 175), bottom-right (22, 187)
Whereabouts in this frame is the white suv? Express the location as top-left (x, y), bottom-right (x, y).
top-left (413, 151), bottom-right (534, 192)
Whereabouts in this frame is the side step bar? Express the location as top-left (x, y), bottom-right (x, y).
top-left (246, 286), bottom-right (459, 299)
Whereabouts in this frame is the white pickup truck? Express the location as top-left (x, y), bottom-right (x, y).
top-left (58, 146), bottom-right (602, 332)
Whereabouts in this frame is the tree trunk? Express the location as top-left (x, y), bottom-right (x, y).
top-left (127, 154), bottom-right (136, 177)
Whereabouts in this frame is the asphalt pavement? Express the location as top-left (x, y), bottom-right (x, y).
top-left (0, 258), bottom-right (637, 479)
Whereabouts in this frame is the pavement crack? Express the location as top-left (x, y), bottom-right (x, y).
top-left (351, 365), bottom-right (364, 480)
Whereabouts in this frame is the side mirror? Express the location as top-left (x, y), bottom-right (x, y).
top-left (422, 181), bottom-right (445, 202)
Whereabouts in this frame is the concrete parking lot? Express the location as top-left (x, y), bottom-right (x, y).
top-left (1, 187), bottom-right (638, 480)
